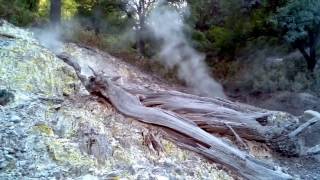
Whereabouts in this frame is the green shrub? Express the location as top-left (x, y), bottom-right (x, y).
top-left (207, 27), bottom-right (236, 57)
top-left (225, 52), bottom-right (320, 96)
top-left (0, 0), bottom-right (38, 26)
top-left (191, 30), bottom-right (211, 51)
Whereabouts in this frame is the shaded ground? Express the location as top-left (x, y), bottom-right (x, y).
top-left (226, 90), bottom-right (320, 116)
top-left (275, 155), bottom-right (320, 180)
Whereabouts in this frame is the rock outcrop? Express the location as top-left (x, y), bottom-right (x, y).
top-left (0, 21), bottom-right (231, 179)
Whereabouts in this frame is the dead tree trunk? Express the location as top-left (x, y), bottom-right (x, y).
top-left (56, 52), bottom-right (320, 179)
top-left (57, 53), bottom-right (298, 179)
top-left (124, 90), bottom-right (303, 155)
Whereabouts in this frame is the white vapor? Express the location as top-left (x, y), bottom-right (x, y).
top-left (32, 25), bottom-right (64, 54)
top-left (148, 2), bottom-right (226, 98)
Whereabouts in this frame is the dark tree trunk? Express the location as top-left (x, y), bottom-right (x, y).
top-left (50, 0), bottom-right (61, 25)
top-left (138, 38), bottom-right (146, 55)
top-left (135, 24), bottom-right (146, 55)
top-left (92, 4), bottom-right (102, 36)
top-left (137, 26), bottom-right (146, 55)
top-left (136, 0), bottom-right (146, 55)
top-left (27, 0), bottom-right (39, 11)
top-left (308, 31), bottom-right (317, 71)
top-left (294, 32), bottom-right (317, 72)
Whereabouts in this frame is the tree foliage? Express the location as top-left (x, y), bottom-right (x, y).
top-left (0, 0), bottom-right (40, 26)
top-left (1, 0), bottom-right (319, 73)
top-left (273, 0), bottom-right (320, 71)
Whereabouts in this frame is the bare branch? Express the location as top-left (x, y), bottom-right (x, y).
top-left (289, 117), bottom-right (320, 138)
top-left (305, 110), bottom-right (320, 120)
top-left (225, 123), bottom-right (249, 151)
top-left (305, 145), bottom-right (320, 156)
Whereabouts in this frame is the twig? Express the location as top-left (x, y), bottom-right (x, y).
top-left (38, 97), bottom-right (64, 104)
top-left (225, 123), bottom-right (248, 151)
top-left (88, 66), bottom-right (98, 76)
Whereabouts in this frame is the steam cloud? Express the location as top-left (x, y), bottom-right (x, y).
top-left (148, 3), bottom-right (226, 98)
top-left (30, 2), bottom-right (226, 98)
top-left (32, 25), bottom-right (64, 54)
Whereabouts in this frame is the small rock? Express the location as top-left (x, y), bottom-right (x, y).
top-left (175, 167), bottom-right (183, 175)
top-left (10, 115), bottom-right (21, 123)
top-left (3, 147), bottom-right (14, 153)
top-left (0, 161), bottom-right (9, 168)
top-left (18, 160), bottom-right (27, 166)
top-left (154, 175), bottom-right (169, 180)
top-left (81, 174), bottom-right (99, 180)
top-left (5, 154), bottom-right (15, 160)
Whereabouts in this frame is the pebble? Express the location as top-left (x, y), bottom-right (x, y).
top-left (5, 154), bottom-right (15, 160)
top-left (18, 160), bottom-right (27, 166)
top-left (154, 175), bottom-right (169, 180)
top-left (10, 115), bottom-right (21, 123)
top-left (81, 174), bottom-right (99, 180)
top-left (175, 167), bottom-right (183, 175)
top-left (0, 161), bottom-right (9, 168)
top-left (3, 147), bottom-right (14, 153)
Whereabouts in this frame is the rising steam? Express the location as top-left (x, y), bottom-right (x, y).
top-left (148, 2), bottom-right (226, 98)
top-left (32, 25), bottom-right (64, 54)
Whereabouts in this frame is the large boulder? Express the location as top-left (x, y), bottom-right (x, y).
top-left (0, 20), bottom-right (79, 100)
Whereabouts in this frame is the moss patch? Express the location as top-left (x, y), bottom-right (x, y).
top-left (33, 124), bottom-right (54, 136)
top-left (47, 139), bottom-right (95, 167)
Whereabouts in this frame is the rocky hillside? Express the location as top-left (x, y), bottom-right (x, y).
top-left (0, 21), bottom-right (232, 179)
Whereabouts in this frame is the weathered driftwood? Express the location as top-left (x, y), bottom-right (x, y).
top-left (125, 90), bottom-right (303, 154)
top-left (57, 53), bottom-right (293, 179)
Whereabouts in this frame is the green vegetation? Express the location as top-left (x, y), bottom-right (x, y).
top-left (273, 0), bottom-right (320, 71)
top-left (1, 0), bottom-right (319, 96)
top-left (0, 0), bottom-right (40, 26)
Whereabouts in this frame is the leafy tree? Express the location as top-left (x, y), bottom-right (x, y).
top-left (124, 0), bottom-right (157, 55)
top-left (186, 0), bottom-right (274, 58)
top-left (273, 0), bottom-right (320, 71)
top-left (187, 0), bottom-right (221, 31)
top-left (0, 0), bottom-right (40, 26)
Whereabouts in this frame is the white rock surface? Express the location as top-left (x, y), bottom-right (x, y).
top-left (0, 21), bottom-right (232, 180)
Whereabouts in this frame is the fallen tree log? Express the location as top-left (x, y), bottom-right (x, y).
top-left (57, 53), bottom-right (296, 179)
top-left (124, 90), bottom-right (303, 155)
